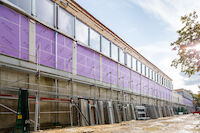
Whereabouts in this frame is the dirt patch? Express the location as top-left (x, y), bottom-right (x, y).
top-left (33, 114), bottom-right (200, 133)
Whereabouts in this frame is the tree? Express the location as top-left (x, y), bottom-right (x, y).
top-left (193, 93), bottom-right (200, 108)
top-left (171, 11), bottom-right (200, 77)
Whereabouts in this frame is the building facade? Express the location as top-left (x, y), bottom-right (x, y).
top-left (0, 0), bottom-right (192, 131)
top-left (175, 89), bottom-right (193, 107)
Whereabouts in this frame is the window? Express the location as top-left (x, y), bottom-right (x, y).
top-left (152, 71), bottom-right (155, 81)
top-left (90, 29), bottom-right (100, 51)
top-left (148, 68), bottom-right (150, 78)
top-left (151, 69), bottom-right (153, 80)
top-left (140, 63), bottom-right (143, 74)
top-left (168, 80), bottom-right (170, 88)
top-left (136, 60), bottom-right (138, 72)
top-left (8, 0), bottom-right (32, 14)
top-left (119, 48), bottom-right (124, 64)
top-left (132, 57), bottom-right (137, 71)
top-left (58, 7), bottom-right (74, 37)
top-left (157, 74), bottom-right (159, 82)
top-left (137, 61), bottom-right (141, 73)
top-left (111, 43), bottom-right (118, 61)
top-left (142, 64), bottom-right (145, 76)
top-left (76, 19), bottom-right (89, 45)
top-left (166, 80), bottom-right (168, 88)
top-left (36, 0), bottom-right (54, 26)
top-left (127, 54), bottom-right (132, 68)
top-left (101, 37), bottom-right (110, 57)
top-left (145, 66), bottom-right (147, 76)
top-left (154, 72), bottom-right (156, 81)
top-left (159, 75), bottom-right (161, 84)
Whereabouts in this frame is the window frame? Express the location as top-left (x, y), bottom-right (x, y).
top-left (89, 28), bottom-right (101, 52)
top-left (126, 53), bottom-right (132, 68)
top-left (36, 0), bottom-right (55, 26)
top-left (58, 6), bottom-right (74, 37)
top-left (75, 19), bottom-right (89, 45)
top-left (111, 43), bottom-right (119, 61)
top-left (119, 48), bottom-right (125, 64)
top-left (101, 36), bottom-right (110, 57)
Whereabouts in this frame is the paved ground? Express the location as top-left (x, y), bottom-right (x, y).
top-left (36, 114), bottom-right (200, 133)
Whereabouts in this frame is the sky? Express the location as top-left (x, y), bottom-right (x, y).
top-left (74, 0), bottom-right (200, 93)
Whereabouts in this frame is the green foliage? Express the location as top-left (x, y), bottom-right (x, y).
top-left (171, 11), bottom-right (200, 77)
top-left (193, 93), bottom-right (200, 107)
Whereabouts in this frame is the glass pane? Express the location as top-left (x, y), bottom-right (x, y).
top-left (164, 79), bottom-right (165, 86)
top-left (152, 71), bottom-right (155, 80)
top-left (36, 0), bottom-right (54, 26)
top-left (111, 43), bottom-right (118, 61)
top-left (151, 70), bottom-right (153, 80)
top-left (145, 66), bottom-right (147, 76)
top-left (76, 19), bottom-right (88, 45)
top-left (138, 61), bottom-right (141, 73)
top-left (101, 37), bottom-right (110, 57)
top-left (90, 29), bottom-right (100, 51)
top-left (58, 7), bottom-right (74, 37)
top-left (127, 54), bottom-right (131, 68)
top-left (119, 48), bottom-right (124, 64)
top-left (142, 64), bottom-right (145, 75)
top-left (159, 75), bottom-right (161, 84)
top-left (8, 0), bottom-right (31, 14)
top-left (132, 57), bottom-right (136, 71)
top-left (157, 74), bottom-right (159, 82)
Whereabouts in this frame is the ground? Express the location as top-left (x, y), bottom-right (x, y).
top-left (35, 114), bottom-right (200, 133)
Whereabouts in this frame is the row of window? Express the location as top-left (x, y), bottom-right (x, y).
top-left (8, 0), bottom-right (173, 90)
top-left (125, 55), bottom-right (172, 89)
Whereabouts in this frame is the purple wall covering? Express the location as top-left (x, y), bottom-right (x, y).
top-left (57, 33), bottom-right (73, 72)
top-left (77, 44), bottom-right (100, 80)
top-left (149, 80), bottom-right (155, 97)
top-left (163, 86), bottom-right (166, 100)
top-left (183, 98), bottom-right (193, 107)
top-left (0, 5), bottom-right (175, 102)
top-left (159, 85), bottom-right (164, 99)
top-left (20, 15), bottom-right (29, 60)
top-left (36, 23), bottom-right (55, 68)
top-left (155, 83), bottom-right (160, 98)
top-left (0, 5), bottom-right (29, 60)
top-left (120, 65), bottom-right (131, 90)
top-left (141, 76), bottom-right (148, 95)
top-left (132, 71), bottom-right (140, 94)
top-left (102, 56), bottom-right (118, 85)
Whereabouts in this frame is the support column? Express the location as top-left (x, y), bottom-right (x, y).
top-left (130, 71), bottom-right (133, 93)
top-left (72, 41), bottom-right (77, 96)
top-left (72, 41), bottom-right (77, 75)
top-left (100, 55), bottom-right (102, 82)
top-left (29, 19), bottom-right (36, 63)
top-left (117, 64), bottom-right (120, 86)
top-left (140, 75), bottom-right (142, 105)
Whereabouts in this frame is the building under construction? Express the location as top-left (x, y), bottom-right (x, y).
top-left (0, 0), bottom-right (193, 132)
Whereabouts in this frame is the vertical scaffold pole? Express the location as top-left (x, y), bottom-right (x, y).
top-left (34, 44), bottom-right (40, 131)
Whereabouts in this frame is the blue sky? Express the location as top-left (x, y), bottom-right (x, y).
top-left (74, 0), bottom-right (200, 93)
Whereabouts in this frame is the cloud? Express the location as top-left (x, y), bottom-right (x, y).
top-left (128, 0), bottom-right (200, 30)
top-left (183, 74), bottom-right (200, 86)
top-left (136, 41), bottom-right (200, 93)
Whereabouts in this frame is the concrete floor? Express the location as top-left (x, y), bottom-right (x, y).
top-left (35, 114), bottom-right (200, 133)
